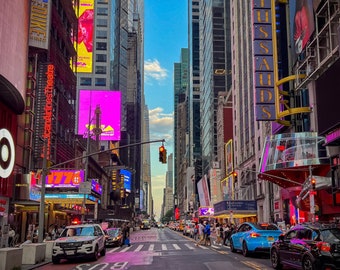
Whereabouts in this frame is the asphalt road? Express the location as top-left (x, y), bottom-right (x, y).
top-left (30, 227), bottom-right (275, 270)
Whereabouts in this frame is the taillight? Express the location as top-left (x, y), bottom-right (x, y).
top-left (250, 233), bottom-right (261, 238)
top-left (316, 242), bottom-right (331, 252)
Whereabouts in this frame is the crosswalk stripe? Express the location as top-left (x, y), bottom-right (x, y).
top-left (120, 245), bottom-right (132, 252)
top-left (134, 244), bottom-right (143, 252)
top-left (148, 244), bottom-right (154, 251)
top-left (173, 244), bottom-right (180, 250)
top-left (108, 247), bottom-right (120, 253)
top-left (184, 244), bottom-right (195, 250)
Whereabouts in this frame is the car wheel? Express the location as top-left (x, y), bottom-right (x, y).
top-left (302, 255), bottom-right (315, 270)
top-left (52, 256), bottom-right (60, 264)
top-left (92, 245), bottom-right (99, 261)
top-left (100, 246), bottom-right (106, 257)
top-left (230, 239), bottom-right (236, 253)
top-left (242, 241), bottom-right (249, 257)
top-left (270, 248), bottom-right (283, 270)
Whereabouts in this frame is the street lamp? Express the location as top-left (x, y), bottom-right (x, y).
top-left (38, 138), bottom-right (48, 243)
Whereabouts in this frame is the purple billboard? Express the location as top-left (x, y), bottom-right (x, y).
top-left (78, 90), bottom-right (121, 141)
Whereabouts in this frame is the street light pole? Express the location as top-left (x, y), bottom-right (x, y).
top-left (38, 138), bottom-right (48, 243)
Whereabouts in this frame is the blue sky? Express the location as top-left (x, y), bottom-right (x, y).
top-left (144, 0), bottom-right (188, 219)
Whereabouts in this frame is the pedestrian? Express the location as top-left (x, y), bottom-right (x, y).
top-left (193, 221), bottom-right (199, 241)
top-left (204, 221), bottom-right (211, 246)
top-left (121, 222), bottom-right (131, 247)
top-left (20, 235), bottom-right (32, 247)
top-left (215, 223), bottom-right (222, 245)
top-left (8, 226), bottom-right (15, 247)
top-left (51, 224), bottom-right (59, 240)
top-left (223, 224), bottom-right (231, 245)
top-left (195, 221), bottom-right (205, 246)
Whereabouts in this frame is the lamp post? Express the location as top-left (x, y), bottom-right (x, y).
top-left (38, 138), bottom-right (48, 243)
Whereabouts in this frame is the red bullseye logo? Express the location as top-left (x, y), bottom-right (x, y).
top-left (0, 129), bottom-right (15, 178)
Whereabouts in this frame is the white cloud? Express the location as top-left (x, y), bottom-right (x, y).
top-left (149, 107), bottom-right (174, 145)
top-left (144, 59), bottom-right (168, 82)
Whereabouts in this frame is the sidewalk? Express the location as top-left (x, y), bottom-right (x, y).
top-left (21, 260), bottom-right (51, 270)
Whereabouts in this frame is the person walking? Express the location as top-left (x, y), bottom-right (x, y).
top-left (121, 222), bottom-right (131, 247)
top-left (215, 223), bottom-right (222, 245)
top-left (8, 226), bottom-right (15, 247)
top-left (195, 221), bottom-right (205, 246)
top-left (204, 221), bottom-right (211, 246)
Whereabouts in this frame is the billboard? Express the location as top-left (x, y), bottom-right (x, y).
top-left (29, 0), bottom-right (51, 50)
top-left (197, 175), bottom-right (211, 207)
top-left (289, 0), bottom-right (315, 56)
top-left (31, 170), bottom-right (84, 188)
top-left (75, 0), bottom-right (94, 72)
top-left (78, 90), bottom-right (121, 141)
top-left (120, 169), bottom-right (132, 193)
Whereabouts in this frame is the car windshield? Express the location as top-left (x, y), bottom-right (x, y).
top-left (60, 226), bottom-right (95, 237)
top-left (320, 228), bottom-right (340, 243)
top-left (252, 223), bottom-right (280, 230)
top-left (107, 229), bottom-right (120, 237)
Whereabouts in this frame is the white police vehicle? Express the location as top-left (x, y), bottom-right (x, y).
top-left (52, 223), bottom-right (106, 264)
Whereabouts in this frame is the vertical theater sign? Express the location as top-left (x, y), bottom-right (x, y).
top-left (253, 0), bottom-right (311, 124)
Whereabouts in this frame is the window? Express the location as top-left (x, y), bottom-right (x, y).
top-left (80, 77), bottom-right (91, 86)
top-left (95, 78), bottom-right (106, 86)
top-left (96, 30), bottom-right (107, 39)
top-left (95, 66), bottom-right (106, 74)
top-left (96, 42), bottom-right (107, 50)
top-left (97, 7), bottom-right (108, 15)
top-left (97, 18), bottom-right (107, 27)
top-left (96, 54), bottom-right (107, 62)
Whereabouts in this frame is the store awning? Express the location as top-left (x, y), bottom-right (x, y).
top-left (258, 164), bottom-right (330, 189)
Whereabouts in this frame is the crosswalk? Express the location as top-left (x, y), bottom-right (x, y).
top-left (107, 243), bottom-right (213, 253)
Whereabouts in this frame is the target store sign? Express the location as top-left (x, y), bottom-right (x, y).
top-left (0, 128), bottom-right (15, 179)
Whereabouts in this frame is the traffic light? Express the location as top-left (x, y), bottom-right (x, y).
top-left (159, 145), bottom-right (167, 163)
top-left (311, 178), bottom-right (316, 190)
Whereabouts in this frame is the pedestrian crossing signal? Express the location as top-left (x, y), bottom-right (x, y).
top-left (159, 146), bottom-right (167, 164)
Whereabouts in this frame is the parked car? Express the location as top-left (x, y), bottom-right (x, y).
top-left (183, 222), bottom-right (195, 237)
top-left (270, 223), bottom-right (340, 270)
top-left (105, 227), bottom-right (123, 247)
top-left (52, 224), bottom-right (106, 264)
top-left (230, 222), bottom-right (282, 257)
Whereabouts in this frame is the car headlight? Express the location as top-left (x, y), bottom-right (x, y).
top-left (83, 240), bottom-right (94, 244)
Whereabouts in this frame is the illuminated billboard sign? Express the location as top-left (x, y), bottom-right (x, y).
top-left (31, 170), bottom-right (84, 188)
top-left (253, 0), bottom-right (276, 121)
top-left (289, 0), bottom-right (315, 56)
top-left (199, 207), bottom-right (214, 217)
top-left (75, 0), bottom-right (94, 73)
top-left (120, 169), bottom-right (132, 193)
top-left (91, 180), bottom-right (102, 195)
top-left (29, 0), bottom-right (51, 50)
top-left (78, 90), bottom-right (121, 141)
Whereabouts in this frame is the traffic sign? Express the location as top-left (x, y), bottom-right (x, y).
top-left (79, 181), bottom-right (91, 194)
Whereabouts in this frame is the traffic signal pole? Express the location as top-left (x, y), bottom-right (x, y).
top-left (37, 138), bottom-right (165, 242)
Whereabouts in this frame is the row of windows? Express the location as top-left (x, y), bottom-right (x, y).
top-left (80, 77), bottom-right (107, 87)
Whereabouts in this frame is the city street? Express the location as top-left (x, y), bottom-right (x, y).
top-left (31, 227), bottom-right (273, 270)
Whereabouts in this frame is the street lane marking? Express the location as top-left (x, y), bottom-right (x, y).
top-left (184, 244), bottom-right (195, 250)
top-left (134, 244), bottom-right (143, 252)
top-left (108, 247), bottom-right (120, 253)
top-left (120, 245), bottom-right (132, 252)
top-left (162, 244), bottom-right (168, 250)
top-left (148, 244), bottom-right (154, 251)
top-left (173, 244), bottom-right (181, 250)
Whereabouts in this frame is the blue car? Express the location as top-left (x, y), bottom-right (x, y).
top-left (230, 222), bottom-right (282, 257)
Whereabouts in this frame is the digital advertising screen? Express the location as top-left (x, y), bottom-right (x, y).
top-left (78, 90), bottom-right (121, 141)
top-left (120, 169), bottom-right (132, 193)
